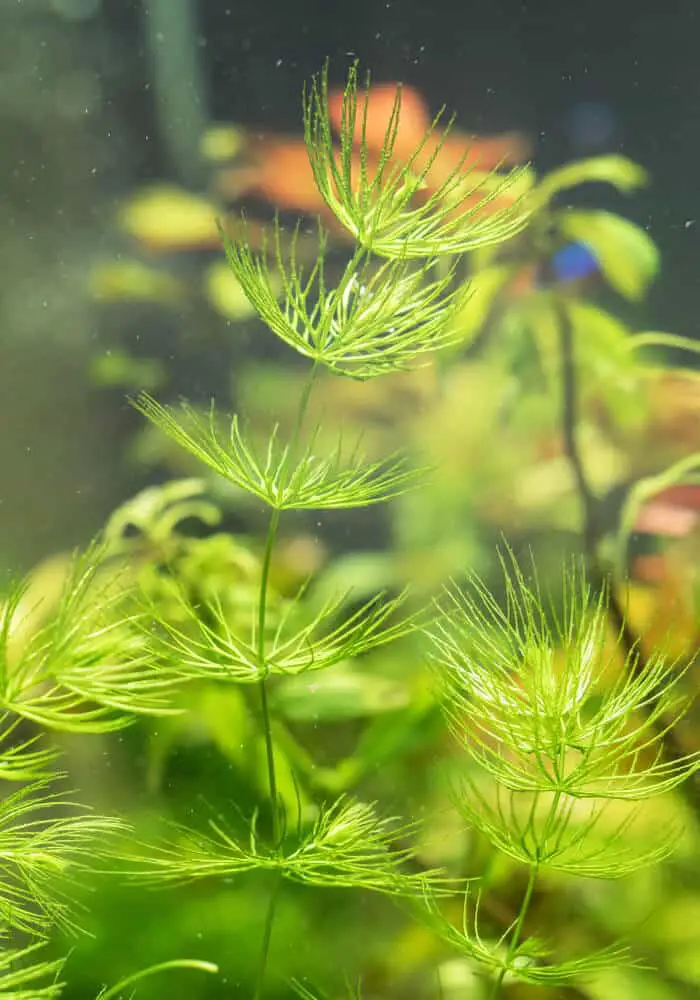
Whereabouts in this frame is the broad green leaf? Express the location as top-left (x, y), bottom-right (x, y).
top-left (532, 155), bottom-right (649, 208)
top-left (559, 209), bottom-right (659, 300)
top-left (272, 665), bottom-right (410, 722)
top-left (306, 552), bottom-right (399, 615)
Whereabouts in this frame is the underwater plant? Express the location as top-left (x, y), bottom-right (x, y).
top-left (117, 64), bottom-right (700, 998)
top-left (6, 59), bottom-right (700, 1000)
top-left (123, 61), bottom-right (529, 998)
top-left (0, 547), bottom-right (219, 995)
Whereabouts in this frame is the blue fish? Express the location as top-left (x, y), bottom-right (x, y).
top-left (550, 241), bottom-right (599, 284)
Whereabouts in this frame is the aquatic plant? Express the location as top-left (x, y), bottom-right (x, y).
top-left (122, 64), bottom-right (699, 999)
top-left (5, 60), bottom-right (700, 1000)
top-left (0, 547), bottom-right (218, 995)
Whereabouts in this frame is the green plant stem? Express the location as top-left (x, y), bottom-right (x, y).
top-left (557, 299), bottom-right (600, 565)
top-left (556, 299), bottom-right (700, 814)
top-left (489, 864), bottom-right (539, 999)
top-left (256, 506), bottom-right (282, 841)
top-left (288, 360), bottom-right (321, 460)
top-left (253, 873), bottom-right (284, 1000)
top-left (252, 361), bottom-right (322, 1000)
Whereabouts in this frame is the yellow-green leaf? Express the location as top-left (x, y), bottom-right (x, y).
top-left (559, 209), bottom-right (659, 300)
top-left (565, 299), bottom-right (647, 427)
top-left (533, 155), bottom-right (649, 208)
top-left (272, 666), bottom-right (410, 722)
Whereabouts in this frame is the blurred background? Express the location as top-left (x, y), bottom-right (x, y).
top-left (3, 2), bottom-right (700, 999)
top-left (2, 0), bottom-right (698, 572)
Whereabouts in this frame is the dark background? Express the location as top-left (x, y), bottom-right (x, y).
top-left (105, 0), bottom-right (700, 339)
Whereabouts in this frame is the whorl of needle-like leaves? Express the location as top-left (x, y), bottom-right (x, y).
top-left (0, 942), bottom-right (66, 1000)
top-left (422, 889), bottom-right (636, 987)
top-left (421, 560), bottom-right (697, 988)
top-left (429, 560), bottom-right (700, 801)
top-left (424, 557), bottom-right (698, 899)
top-left (0, 546), bottom-right (183, 732)
top-left (303, 61), bottom-right (533, 258)
top-left (139, 574), bottom-right (415, 684)
top-left (133, 393), bottom-right (421, 511)
top-left (0, 777), bottom-right (126, 935)
top-left (220, 220), bottom-right (467, 378)
top-left (121, 796), bottom-right (449, 898)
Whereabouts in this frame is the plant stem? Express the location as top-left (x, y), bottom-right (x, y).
top-left (253, 873), bottom-right (283, 1000)
top-left (252, 506), bottom-right (282, 1000)
top-left (556, 299), bottom-right (700, 812)
top-left (289, 360), bottom-right (321, 460)
top-left (256, 506), bottom-right (282, 842)
top-left (489, 864), bottom-right (539, 999)
top-left (252, 361), bottom-right (321, 1000)
top-left (557, 300), bottom-right (599, 564)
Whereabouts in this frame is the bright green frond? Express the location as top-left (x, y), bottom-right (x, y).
top-left (221, 219), bottom-right (467, 377)
top-left (0, 548), bottom-right (183, 732)
top-left (123, 797), bottom-right (448, 897)
top-left (0, 779), bottom-right (125, 935)
top-left (141, 579), bottom-right (415, 684)
top-left (0, 718), bottom-right (59, 783)
top-left (302, 62), bottom-right (532, 258)
top-left (0, 941), bottom-right (66, 999)
top-left (134, 394), bottom-right (420, 511)
top-left (423, 890), bottom-right (634, 988)
top-left (454, 780), bottom-right (676, 877)
top-left (429, 559), bottom-right (699, 799)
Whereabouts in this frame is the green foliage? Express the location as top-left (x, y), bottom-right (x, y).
top-left (558, 209), bottom-right (659, 301)
top-left (133, 395), bottom-right (419, 510)
top-left (0, 547), bottom-right (182, 732)
top-left (530, 154), bottom-right (649, 205)
top-left (0, 941), bottom-right (66, 1000)
top-left (6, 58), bottom-right (700, 1000)
top-left (424, 559), bottom-right (698, 989)
top-left (303, 62), bottom-right (533, 257)
top-left (432, 562), bottom-right (699, 804)
top-left (220, 221), bottom-right (468, 377)
top-left (124, 796), bottom-right (447, 896)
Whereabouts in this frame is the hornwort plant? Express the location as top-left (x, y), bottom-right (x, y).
top-left (2, 61), bottom-right (700, 999)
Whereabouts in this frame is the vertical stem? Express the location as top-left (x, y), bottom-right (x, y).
top-left (252, 506), bottom-right (281, 1000)
top-left (488, 864), bottom-right (539, 999)
top-left (555, 300), bottom-right (700, 805)
top-left (256, 506), bottom-right (282, 842)
top-left (251, 361), bottom-right (320, 1000)
top-left (557, 299), bottom-right (636, 638)
top-left (288, 360), bottom-right (321, 462)
top-left (557, 300), bottom-right (599, 565)
top-left (253, 874), bottom-right (283, 1000)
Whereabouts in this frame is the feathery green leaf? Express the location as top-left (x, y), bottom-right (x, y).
top-left (133, 394), bottom-right (421, 511)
